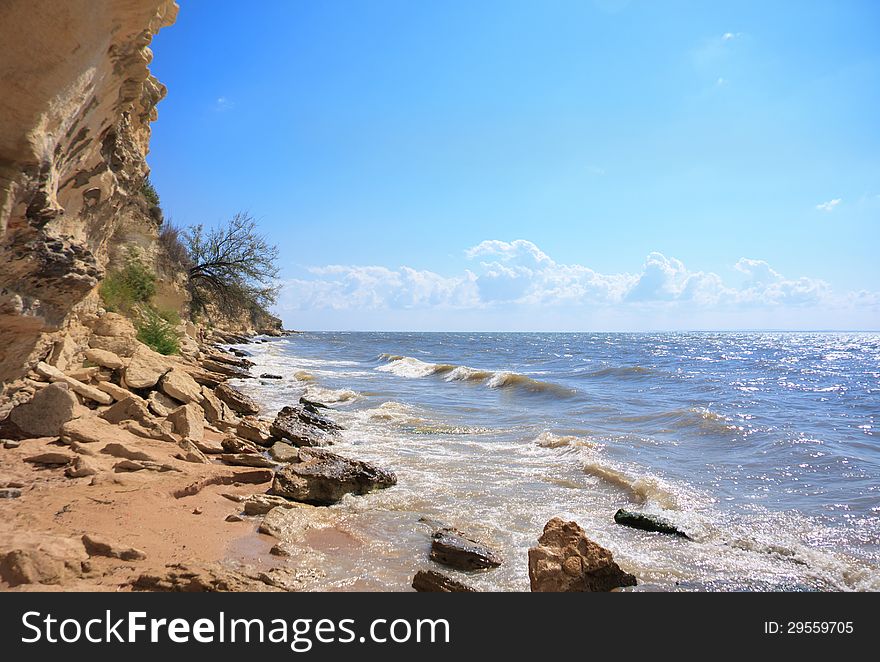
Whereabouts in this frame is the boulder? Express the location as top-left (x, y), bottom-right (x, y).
top-left (260, 373), bottom-right (283, 380)
top-left (33, 361), bottom-right (113, 404)
top-left (88, 313), bottom-right (139, 357)
top-left (613, 509), bottom-right (690, 539)
top-left (200, 385), bottom-right (232, 424)
top-left (24, 451), bottom-right (76, 465)
top-left (215, 383), bottom-right (260, 415)
top-left (124, 345), bottom-right (171, 389)
top-left (300, 396), bottom-right (330, 410)
top-left (236, 417), bottom-right (276, 446)
top-left (62, 415), bottom-right (130, 444)
top-left (65, 455), bottom-right (100, 478)
top-left (147, 390), bottom-right (181, 417)
top-left (0, 488), bottom-right (22, 499)
top-left (221, 434), bottom-right (261, 454)
top-left (167, 403), bottom-right (205, 442)
top-left (99, 396), bottom-right (153, 426)
top-left (96, 381), bottom-right (135, 402)
top-left (100, 443), bottom-right (157, 463)
top-left (66, 366), bottom-right (101, 382)
top-left (84, 348), bottom-right (125, 370)
top-left (0, 533), bottom-right (88, 586)
top-left (270, 448), bottom-right (396, 505)
top-left (241, 494), bottom-right (297, 516)
top-left (81, 534), bottom-right (146, 561)
top-left (201, 359), bottom-right (251, 379)
top-left (221, 453), bottom-right (276, 468)
top-left (121, 420), bottom-right (179, 443)
top-left (9, 382), bottom-right (78, 436)
top-left (269, 442), bottom-right (299, 463)
top-left (269, 406), bottom-right (334, 447)
top-left (412, 569), bottom-right (477, 592)
top-left (430, 528), bottom-right (502, 571)
top-left (192, 434), bottom-right (225, 455)
top-left (175, 440), bottom-right (211, 464)
top-left (159, 369), bottom-right (202, 404)
top-left (528, 517), bottom-right (637, 592)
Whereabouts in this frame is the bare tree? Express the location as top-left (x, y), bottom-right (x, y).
top-left (185, 212), bottom-right (279, 315)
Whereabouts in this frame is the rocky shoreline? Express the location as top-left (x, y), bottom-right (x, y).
top-left (0, 311), bottom-right (675, 592)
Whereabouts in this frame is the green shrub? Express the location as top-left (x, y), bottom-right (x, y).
top-left (99, 254), bottom-right (156, 313)
top-left (136, 309), bottom-right (180, 355)
top-left (156, 306), bottom-right (181, 326)
top-left (141, 177), bottom-right (160, 208)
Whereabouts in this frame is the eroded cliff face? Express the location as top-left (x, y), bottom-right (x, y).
top-left (0, 0), bottom-right (178, 385)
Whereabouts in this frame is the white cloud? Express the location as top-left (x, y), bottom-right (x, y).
top-left (214, 96), bottom-right (234, 112)
top-left (276, 241), bottom-right (872, 319)
top-left (722, 32), bottom-right (741, 41)
top-left (816, 198), bottom-right (842, 212)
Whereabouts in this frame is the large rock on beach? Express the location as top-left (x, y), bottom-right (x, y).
top-left (271, 448), bottom-right (396, 505)
top-left (215, 383), bottom-right (260, 415)
top-left (124, 345), bottom-right (171, 389)
top-left (412, 569), bottom-right (477, 592)
top-left (167, 403), bottom-right (205, 442)
top-left (614, 509), bottom-right (690, 539)
top-left (430, 528), bottom-right (502, 571)
top-left (528, 517), bottom-right (637, 592)
top-left (9, 382), bottom-right (78, 436)
top-left (159, 369), bottom-right (202, 404)
top-left (269, 405), bottom-right (337, 447)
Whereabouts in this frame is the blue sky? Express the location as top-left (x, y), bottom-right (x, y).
top-left (148, 0), bottom-right (879, 330)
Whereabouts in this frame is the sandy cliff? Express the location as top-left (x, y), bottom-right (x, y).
top-left (0, 0), bottom-right (178, 385)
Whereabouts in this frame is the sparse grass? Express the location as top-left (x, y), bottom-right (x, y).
top-left (136, 309), bottom-right (180, 355)
top-left (99, 253), bottom-right (157, 313)
top-left (141, 177), bottom-right (160, 208)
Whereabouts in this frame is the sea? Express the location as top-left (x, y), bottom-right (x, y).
top-left (228, 331), bottom-right (880, 591)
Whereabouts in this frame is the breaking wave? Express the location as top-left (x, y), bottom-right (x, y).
top-left (582, 462), bottom-right (681, 510)
top-left (376, 354), bottom-right (574, 396)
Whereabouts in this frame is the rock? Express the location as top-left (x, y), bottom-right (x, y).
top-left (9, 382), bottom-right (78, 436)
top-left (300, 396), bottom-right (330, 410)
top-left (215, 383), bottom-right (260, 415)
top-left (528, 517), bottom-right (637, 592)
top-left (65, 366), bottom-right (101, 382)
top-left (430, 528), bottom-right (502, 571)
top-left (24, 451), bottom-right (75, 465)
top-left (99, 396), bottom-right (153, 426)
top-left (159, 369), bottom-right (202, 404)
top-left (171, 469), bottom-right (274, 498)
top-left (201, 359), bottom-right (251, 379)
top-left (167, 403), bottom-right (205, 442)
top-left (270, 448), bottom-right (396, 505)
top-left (120, 420), bottom-right (179, 443)
top-left (221, 453), bottom-right (276, 468)
top-left (236, 417), bottom-right (276, 446)
top-left (192, 507), bottom-right (203, 515)
top-left (221, 434), bottom-right (261, 454)
top-left (84, 348), bottom-right (125, 370)
top-left (0, 533), bottom-right (88, 586)
top-left (294, 404), bottom-right (343, 432)
top-left (61, 415), bottom-right (129, 444)
top-left (412, 569), bottom-right (478, 592)
top-left (242, 494), bottom-right (297, 516)
top-left (81, 534), bottom-right (146, 561)
top-left (0, 488), bottom-right (22, 499)
top-left (148, 390), bottom-right (181, 417)
top-left (257, 503), bottom-right (333, 538)
top-left (113, 459), bottom-right (177, 473)
top-left (225, 514), bottom-right (244, 523)
top-left (269, 406), bottom-right (334, 447)
top-left (96, 381), bottom-right (134, 402)
top-left (614, 509), bottom-right (690, 539)
top-left (4, 439), bottom-right (21, 449)
top-left (132, 563), bottom-right (285, 592)
top-left (192, 434), bottom-right (225, 455)
top-left (124, 345), bottom-right (171, 389)
top-left (269, 441), bottom-right (299, 463)
top-left (269, 544), bottom-right (290, 557)
top-left (33, 361), bottom-right (113, 404)
top-left (175, 439), bottom-right (210, 464)
top-left (260, 373), bottom-right (283, 379)
top-left (100, 442), bottom-right (157, 463)
top-left (65, 455), bottom-right (100, 478)
top-left (200, 385), bottom-right (234, 425)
